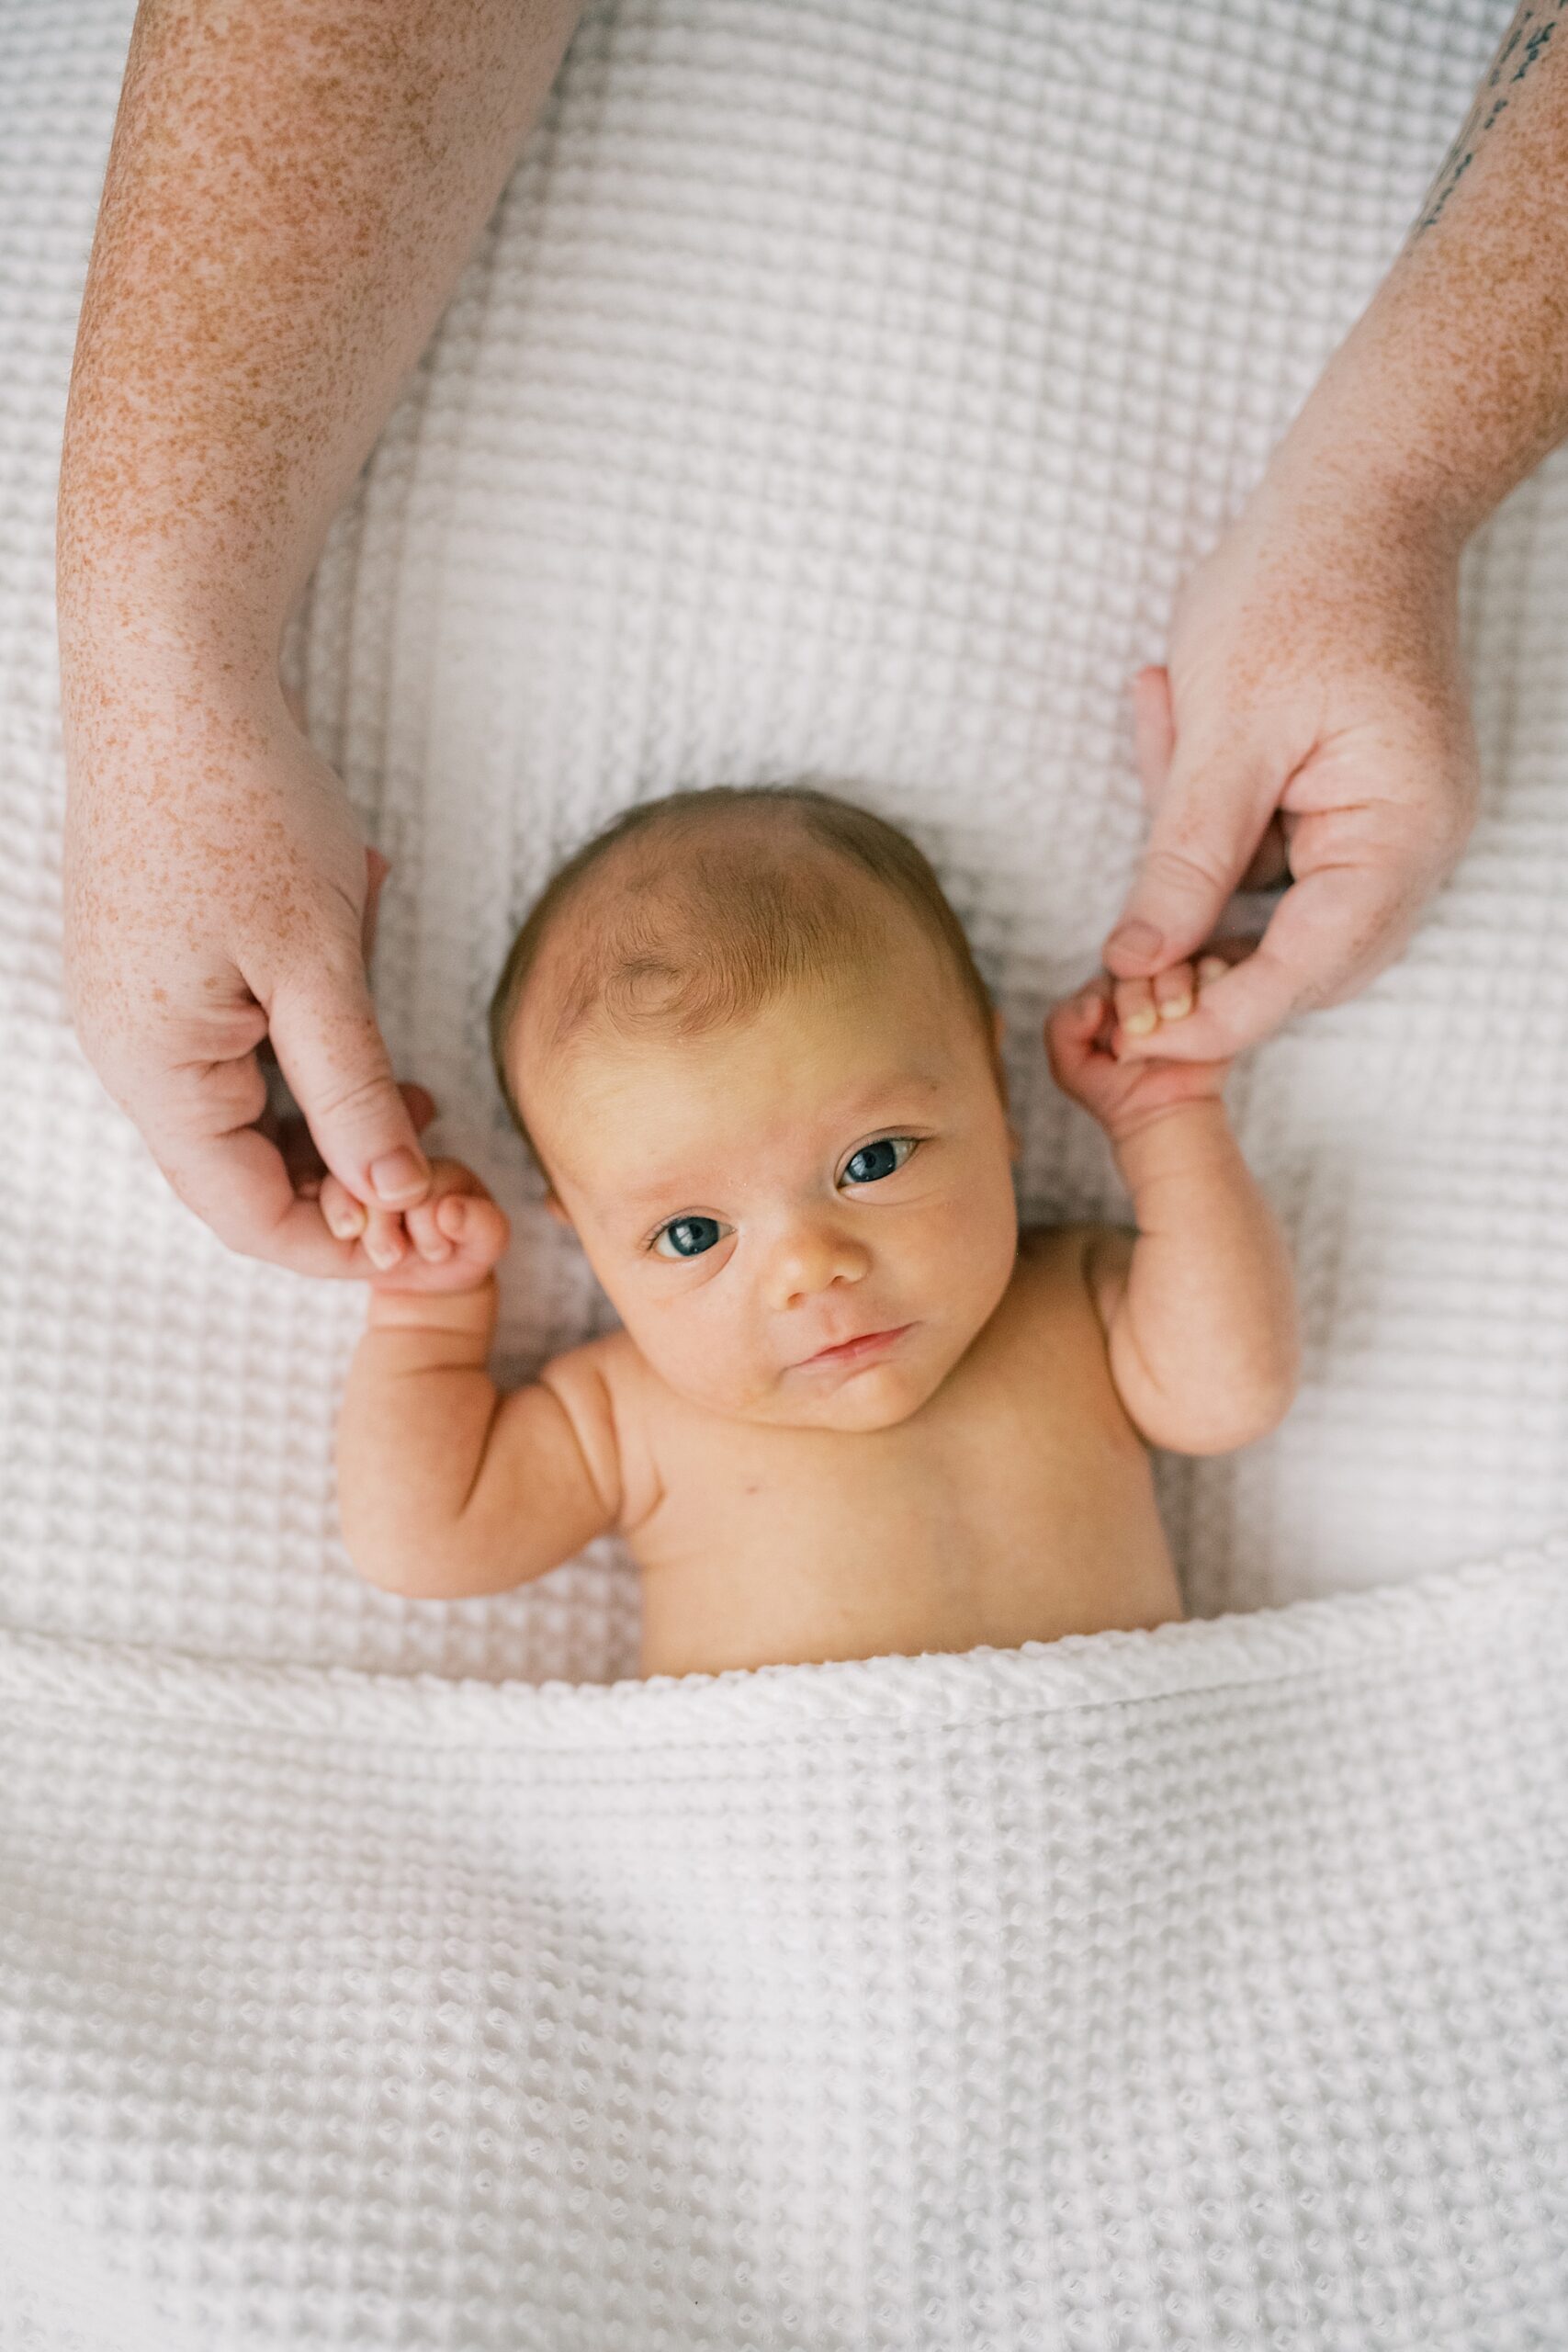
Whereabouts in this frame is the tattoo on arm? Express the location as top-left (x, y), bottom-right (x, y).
top-left (1413, 1), bottom-right (1566, 238)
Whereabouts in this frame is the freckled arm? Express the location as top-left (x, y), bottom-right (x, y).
top-left (56, 0), bottom-right (588, 681)
top-left (1263, 2), bottom-right (1568, 545)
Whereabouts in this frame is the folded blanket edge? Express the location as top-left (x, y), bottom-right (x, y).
top-left (3, 1532), bottom-right (1564, 1748)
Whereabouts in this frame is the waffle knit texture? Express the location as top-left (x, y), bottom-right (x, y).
top-left (3, 0), bottom-right (1566, 2344)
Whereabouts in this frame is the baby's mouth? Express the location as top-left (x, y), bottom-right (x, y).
top-left (797, 1323), bottom-right (913, 1369)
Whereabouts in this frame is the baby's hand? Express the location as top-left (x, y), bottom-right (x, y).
top-left (319, 1155), bottom-right (510, 1292)
top-left (1045, 945), bottom-right (1244, 1141)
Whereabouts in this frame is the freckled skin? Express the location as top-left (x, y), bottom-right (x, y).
top-left (1345, 4), bottom-right (1568, 543)
top-left (59, 0), bottom-right (587, 657)
top-left (1102, 6), bottom-right (1568, 1057)
top-left (56, 1), bottom-right (588, 1272)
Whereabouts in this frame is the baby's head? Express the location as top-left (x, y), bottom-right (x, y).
top-left (489, 786), bottom-right (1021, 1431)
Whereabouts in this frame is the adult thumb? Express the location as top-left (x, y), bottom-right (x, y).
top-left (1103, 731), bottom-right (1276, 978)
top-left (265, 947), bottom-right (433, 1213)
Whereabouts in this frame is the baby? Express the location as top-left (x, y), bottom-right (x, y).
top-left (333, 785), bottom-right (1299, 1679)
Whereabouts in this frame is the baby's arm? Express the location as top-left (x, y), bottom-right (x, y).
top-left (1088, 1102), bottom-right (1298, 1453)
top-left (334, 1171), bottom-right (620, 1598)
top-left (1046, 966), bottom-right (1300, 1453)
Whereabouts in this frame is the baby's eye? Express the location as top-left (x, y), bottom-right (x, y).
top-left (841, 1136), bottom-right (919, 1187)
top-left (648, 1140), bottom-right (919, 1257)
top-left (650, 1215), bottom-right (729, 1261)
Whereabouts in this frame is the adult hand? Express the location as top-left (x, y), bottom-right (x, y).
top-left (62, 674), bottom-right (434, 1276)
top-left (1102, 475), bottom-right (1481, 1063)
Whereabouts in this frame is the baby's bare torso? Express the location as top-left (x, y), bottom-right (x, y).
top-left (590, 1225), bottom-right (1185, 1679)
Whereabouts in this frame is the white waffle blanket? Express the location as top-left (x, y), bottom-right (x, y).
top-left (5, 1), bottom-right (1567, 2344)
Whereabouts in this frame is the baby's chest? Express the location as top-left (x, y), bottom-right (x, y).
top-left (627, 1295), bottom-right (1135, 1581)
top-left (624, 1330), bottom-right (1168, 1677)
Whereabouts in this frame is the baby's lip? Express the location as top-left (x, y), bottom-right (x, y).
top-left (797, 1322), bottom-right (912, 1367)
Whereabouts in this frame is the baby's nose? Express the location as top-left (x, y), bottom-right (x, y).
top-left (763, 1219), bottom-right (869, 1311)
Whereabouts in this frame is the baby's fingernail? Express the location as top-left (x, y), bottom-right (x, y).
top-left (366, 1234), bottom-right (404, 1270)
top-left (417, 1238), bottom-right (452, 1262)
top-left (325, 1202), bottom-right (363, 1239)
top-left (1122, 1005), bottom-right (1157, 1035)
top-left (1157, 991), bottom-right (1192, 1021)
top-left (1197, 957), bottom-right (1227, 983)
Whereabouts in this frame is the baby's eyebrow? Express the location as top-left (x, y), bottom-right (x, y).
top-left (616, 1071), bottom-right (946, 1211)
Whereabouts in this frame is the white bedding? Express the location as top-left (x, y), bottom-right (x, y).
top-left (3, 0), bottom-right (1566, 2343)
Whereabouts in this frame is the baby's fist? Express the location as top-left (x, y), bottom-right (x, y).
top-left (1046, 954), bottom-right (1237, 1139)
top-left (320, 1157), bottom-right (510, 1292)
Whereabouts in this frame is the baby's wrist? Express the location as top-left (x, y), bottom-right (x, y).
top-left (367, 1270), bottom-right (499, 1334)
top-left (1107, 1097), bottom-right (1234, 1182)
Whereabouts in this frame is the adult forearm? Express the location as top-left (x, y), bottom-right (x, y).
top-left (1263, 2), bottom-right (1568, 546)
top-left (57, 0), bottom-right (585, 686)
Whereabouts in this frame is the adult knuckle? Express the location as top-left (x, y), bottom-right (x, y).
top-left (310, 1066), bottom-right (398, 1126)
top-left (1142, 836), bottom-right (1235, 900)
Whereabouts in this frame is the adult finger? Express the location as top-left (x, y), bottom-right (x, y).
top-left (276, 1078), bottom-right (436, 1194)
top-left (362, 846), bottom-right (390, 961)
top-left (265, 946), bottom-right (433, 1216)
top-left (1103, 728), bottom-right (1279, 980)
top-left (1111, 855), bottom-right (1417, 1064)
top-left (1130, 665), bottom-right (1176, 813)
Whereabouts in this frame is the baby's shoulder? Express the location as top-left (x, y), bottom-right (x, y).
top-left (543, 1325), bottom-right (662, 1538)
top-left (1015, 1217), bottom-right (1125, 1289)
top-left (1010, 1220), bottom-right (1137, 1350)
top-left (1004, 1221), bottom-right (1145, 1442)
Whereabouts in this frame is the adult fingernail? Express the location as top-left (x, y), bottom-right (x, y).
top-left (370, 1148), bottom-right (427, 1204)
top-left (1108, 921), bottom-right (1162, 962)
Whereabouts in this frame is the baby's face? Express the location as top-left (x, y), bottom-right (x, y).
top-left (517, 933), bottom-right (1021, 1431)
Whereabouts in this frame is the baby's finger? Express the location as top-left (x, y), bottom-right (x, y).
top-left (1044, 986), bottom-right (1103, 1060)
top-left (359, 1203), bottom-right (408, 1272)
top-left (435, 1191), bottom-right (512, 1269)
top-left (1153, 961), bottom-right (1196, 1023)
top-left (403, 1195), bottom-right (453, 1263)
top-left (1113, 975), bottom-right (1157, 1039)
top-left (320, 1171), bottom-right (367, 1242)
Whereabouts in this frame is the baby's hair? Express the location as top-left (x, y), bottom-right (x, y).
top-left (487, 783), bottom-right (1005, 1184)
